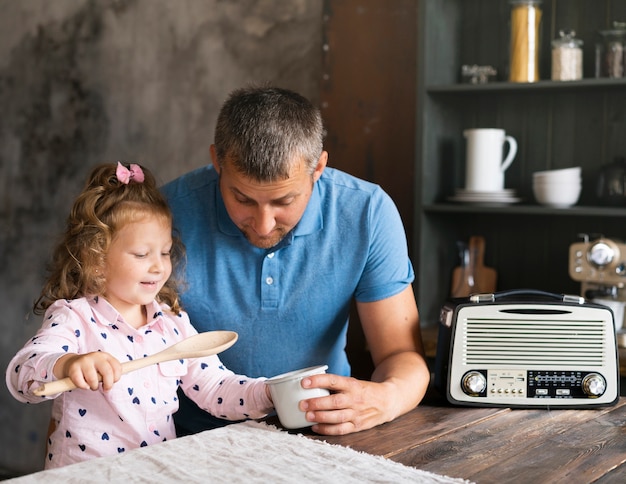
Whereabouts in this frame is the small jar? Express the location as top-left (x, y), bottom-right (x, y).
top-left (595, 22), bottom-right (626, 78)
top-left (551, 30), bottom-right (583, 81)
top-left (509, 0), bottom-right (543, 82)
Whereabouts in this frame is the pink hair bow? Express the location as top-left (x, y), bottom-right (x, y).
top-left (116, 162), bottom-right (145, 184)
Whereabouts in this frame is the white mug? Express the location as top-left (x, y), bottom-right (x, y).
top-left (266, 365), bottom-right (330, 429)
top-left (463, 128), bottom-right (518, 191)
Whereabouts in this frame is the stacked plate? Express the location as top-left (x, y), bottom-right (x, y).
top-left (532, 167), bottom-right (581, 207)
top-left (448, 188), bottom-right (521, 204)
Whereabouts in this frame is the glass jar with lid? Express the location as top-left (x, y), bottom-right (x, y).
top-left (595, 21), bottom-right (626, 78)
top-left (509, 0), bottom-right (543, 82)
top-left (552, 29), bottom-right (583, 81)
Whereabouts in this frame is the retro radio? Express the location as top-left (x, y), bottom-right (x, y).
top-left (434, 289), bottom-right (620, 408)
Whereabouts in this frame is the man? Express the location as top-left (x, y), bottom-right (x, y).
top-left (162, 85), bottom-right (429, 436)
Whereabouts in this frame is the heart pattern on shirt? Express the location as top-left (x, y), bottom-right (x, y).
top-left (18, 300), bottom-right (264, 468)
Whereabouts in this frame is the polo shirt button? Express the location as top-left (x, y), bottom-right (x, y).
top-left (267, 252), bottom-right (275, 259)
top-left (135, 335), bottom-right (144, 343)
top-left (265, 276), bottom-right (274, 285)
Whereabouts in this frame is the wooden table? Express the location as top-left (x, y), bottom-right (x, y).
top-left (303, 393), bottom-right (626, 484)
top-left (11, 396), bottom-right (625, 483)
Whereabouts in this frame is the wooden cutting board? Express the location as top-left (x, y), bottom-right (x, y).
top-left (450, 235), bottom-right (497, 297)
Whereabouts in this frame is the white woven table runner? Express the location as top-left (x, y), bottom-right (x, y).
top-left (9, 420), bottom-right (472, 483)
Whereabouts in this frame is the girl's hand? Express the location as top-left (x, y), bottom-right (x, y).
top-left (53, 352), bottom-right (123, 391)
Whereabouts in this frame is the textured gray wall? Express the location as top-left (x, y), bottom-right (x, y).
top-left (0, 0), bottom-right (322, 475)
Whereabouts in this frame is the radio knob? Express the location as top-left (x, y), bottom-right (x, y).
top-left (461, 371), bottom-right (486, 396)
top-left (581, 373), bottom-right (606, 397)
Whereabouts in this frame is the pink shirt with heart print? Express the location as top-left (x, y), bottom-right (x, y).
top-left (6, 296), bottom-right (273, 469)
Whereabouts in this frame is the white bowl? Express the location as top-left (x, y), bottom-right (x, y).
top-left (533, 174), bottom-right (581, 181)
top-left (532, 178), bottom-right (582, 187)
top-left (532, 167), bottom-right (581, 179)
top-left (532, 182), bottom-right (581, 207)
top-left (532, 180), bottom-right (581, 188)
top-left (533, 175), bottom-right (581, 185)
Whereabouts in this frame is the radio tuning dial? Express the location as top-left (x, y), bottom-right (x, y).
top-left (461, 371), bottom-right (486, 396)
top-left (581, 373), bottom-right (606, 397)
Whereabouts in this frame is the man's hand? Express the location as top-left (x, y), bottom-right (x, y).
top-left (299, 285), bottom-right (430, 435)
top-left (299, 350), bottom-right (428, 435)
top-left (299, 373), bottom-right (383, 434)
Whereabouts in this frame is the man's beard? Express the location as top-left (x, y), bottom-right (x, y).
top-left (241, 226), bottom-right (287, 249)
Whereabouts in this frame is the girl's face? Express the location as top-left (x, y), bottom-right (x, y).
top-left (103, 214), bottom-right (172, 327)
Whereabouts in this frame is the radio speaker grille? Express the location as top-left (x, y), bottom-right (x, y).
top-left (461, 318), bottom-right (607, 366)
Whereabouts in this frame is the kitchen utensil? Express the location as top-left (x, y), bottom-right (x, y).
top-left (551, 29), bottom-right (583, 81)
top-left (509, 0), bottom-right (543, 82)
top-left (532, 166), bottom-right (582, 207)
top-left (448, 188), bottom-right (522, 204)
top-left (450, 236), bottom-right (497, 297)
top-left (532, 181), bottom-right (581, 207)
top-left (595, 22), bottom-right (626, 78)
top-left (33, 330), bottom-right (238, 396)
top-left (532, 166), bottom-right (581, 179)
top-left (463, 129), bottom-right (518, 191)
top-left (266, 365), bottom-right (330, 429)
top-left (597, 157), bottom-right (626, 206)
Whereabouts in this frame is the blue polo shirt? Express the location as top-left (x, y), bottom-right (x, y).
top-left (162, 165), bottom-right (414, 379)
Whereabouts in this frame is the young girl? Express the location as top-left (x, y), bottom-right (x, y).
top-left (6, 162), bottom-right (273, 469)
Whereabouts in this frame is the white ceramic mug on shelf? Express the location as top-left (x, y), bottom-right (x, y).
top-left (463, 128), bottom-right (518, 191)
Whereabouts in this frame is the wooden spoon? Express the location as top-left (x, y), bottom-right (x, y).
top-left (33, 330), bottom-right (238, 397)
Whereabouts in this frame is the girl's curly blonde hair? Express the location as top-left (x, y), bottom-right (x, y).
top-left (34, 162), bottom-right (185, 315)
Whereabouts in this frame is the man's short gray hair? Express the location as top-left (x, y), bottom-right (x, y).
top-left (214, 85), bottom-right (325, 181)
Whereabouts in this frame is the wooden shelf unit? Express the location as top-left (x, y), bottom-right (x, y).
top-left (415, 0), bottom-right (626, 327)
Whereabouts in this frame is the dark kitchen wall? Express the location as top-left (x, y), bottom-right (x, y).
top-left (0, 0), bottom-right (323, 474)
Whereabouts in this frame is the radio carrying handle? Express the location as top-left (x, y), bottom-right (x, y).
top-left (469, 289), bottom-right (585, 305)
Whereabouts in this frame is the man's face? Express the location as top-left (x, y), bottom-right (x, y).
top-left (213, 148), bottom-right (327, 249)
